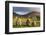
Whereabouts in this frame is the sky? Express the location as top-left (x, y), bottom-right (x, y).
top-left (13, 7), bottom-right (40, 15)
top-left (13, 7), bottom-right (31, 12)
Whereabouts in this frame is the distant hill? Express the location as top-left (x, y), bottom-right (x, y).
top-left (13, 11), bottom-right (40, 17)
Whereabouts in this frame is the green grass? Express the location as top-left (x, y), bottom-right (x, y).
top-left (13, 16), bottom-right (40, 28)
top-left (13, 22), bottom-right (40, 28)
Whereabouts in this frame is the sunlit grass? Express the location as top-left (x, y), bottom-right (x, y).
top-left (13, 16), bottom-right (40, 28)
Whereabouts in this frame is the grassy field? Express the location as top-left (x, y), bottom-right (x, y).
top-left (13, 22), bottom-right (40, 28)
top-left (13, 16), bottom-right (40, 28)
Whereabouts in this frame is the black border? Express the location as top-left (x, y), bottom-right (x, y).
top-left (5, 1), bottom-right (45, 34)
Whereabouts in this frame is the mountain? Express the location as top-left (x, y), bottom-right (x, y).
top-left (13, 11), bottom-right (40, 18)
